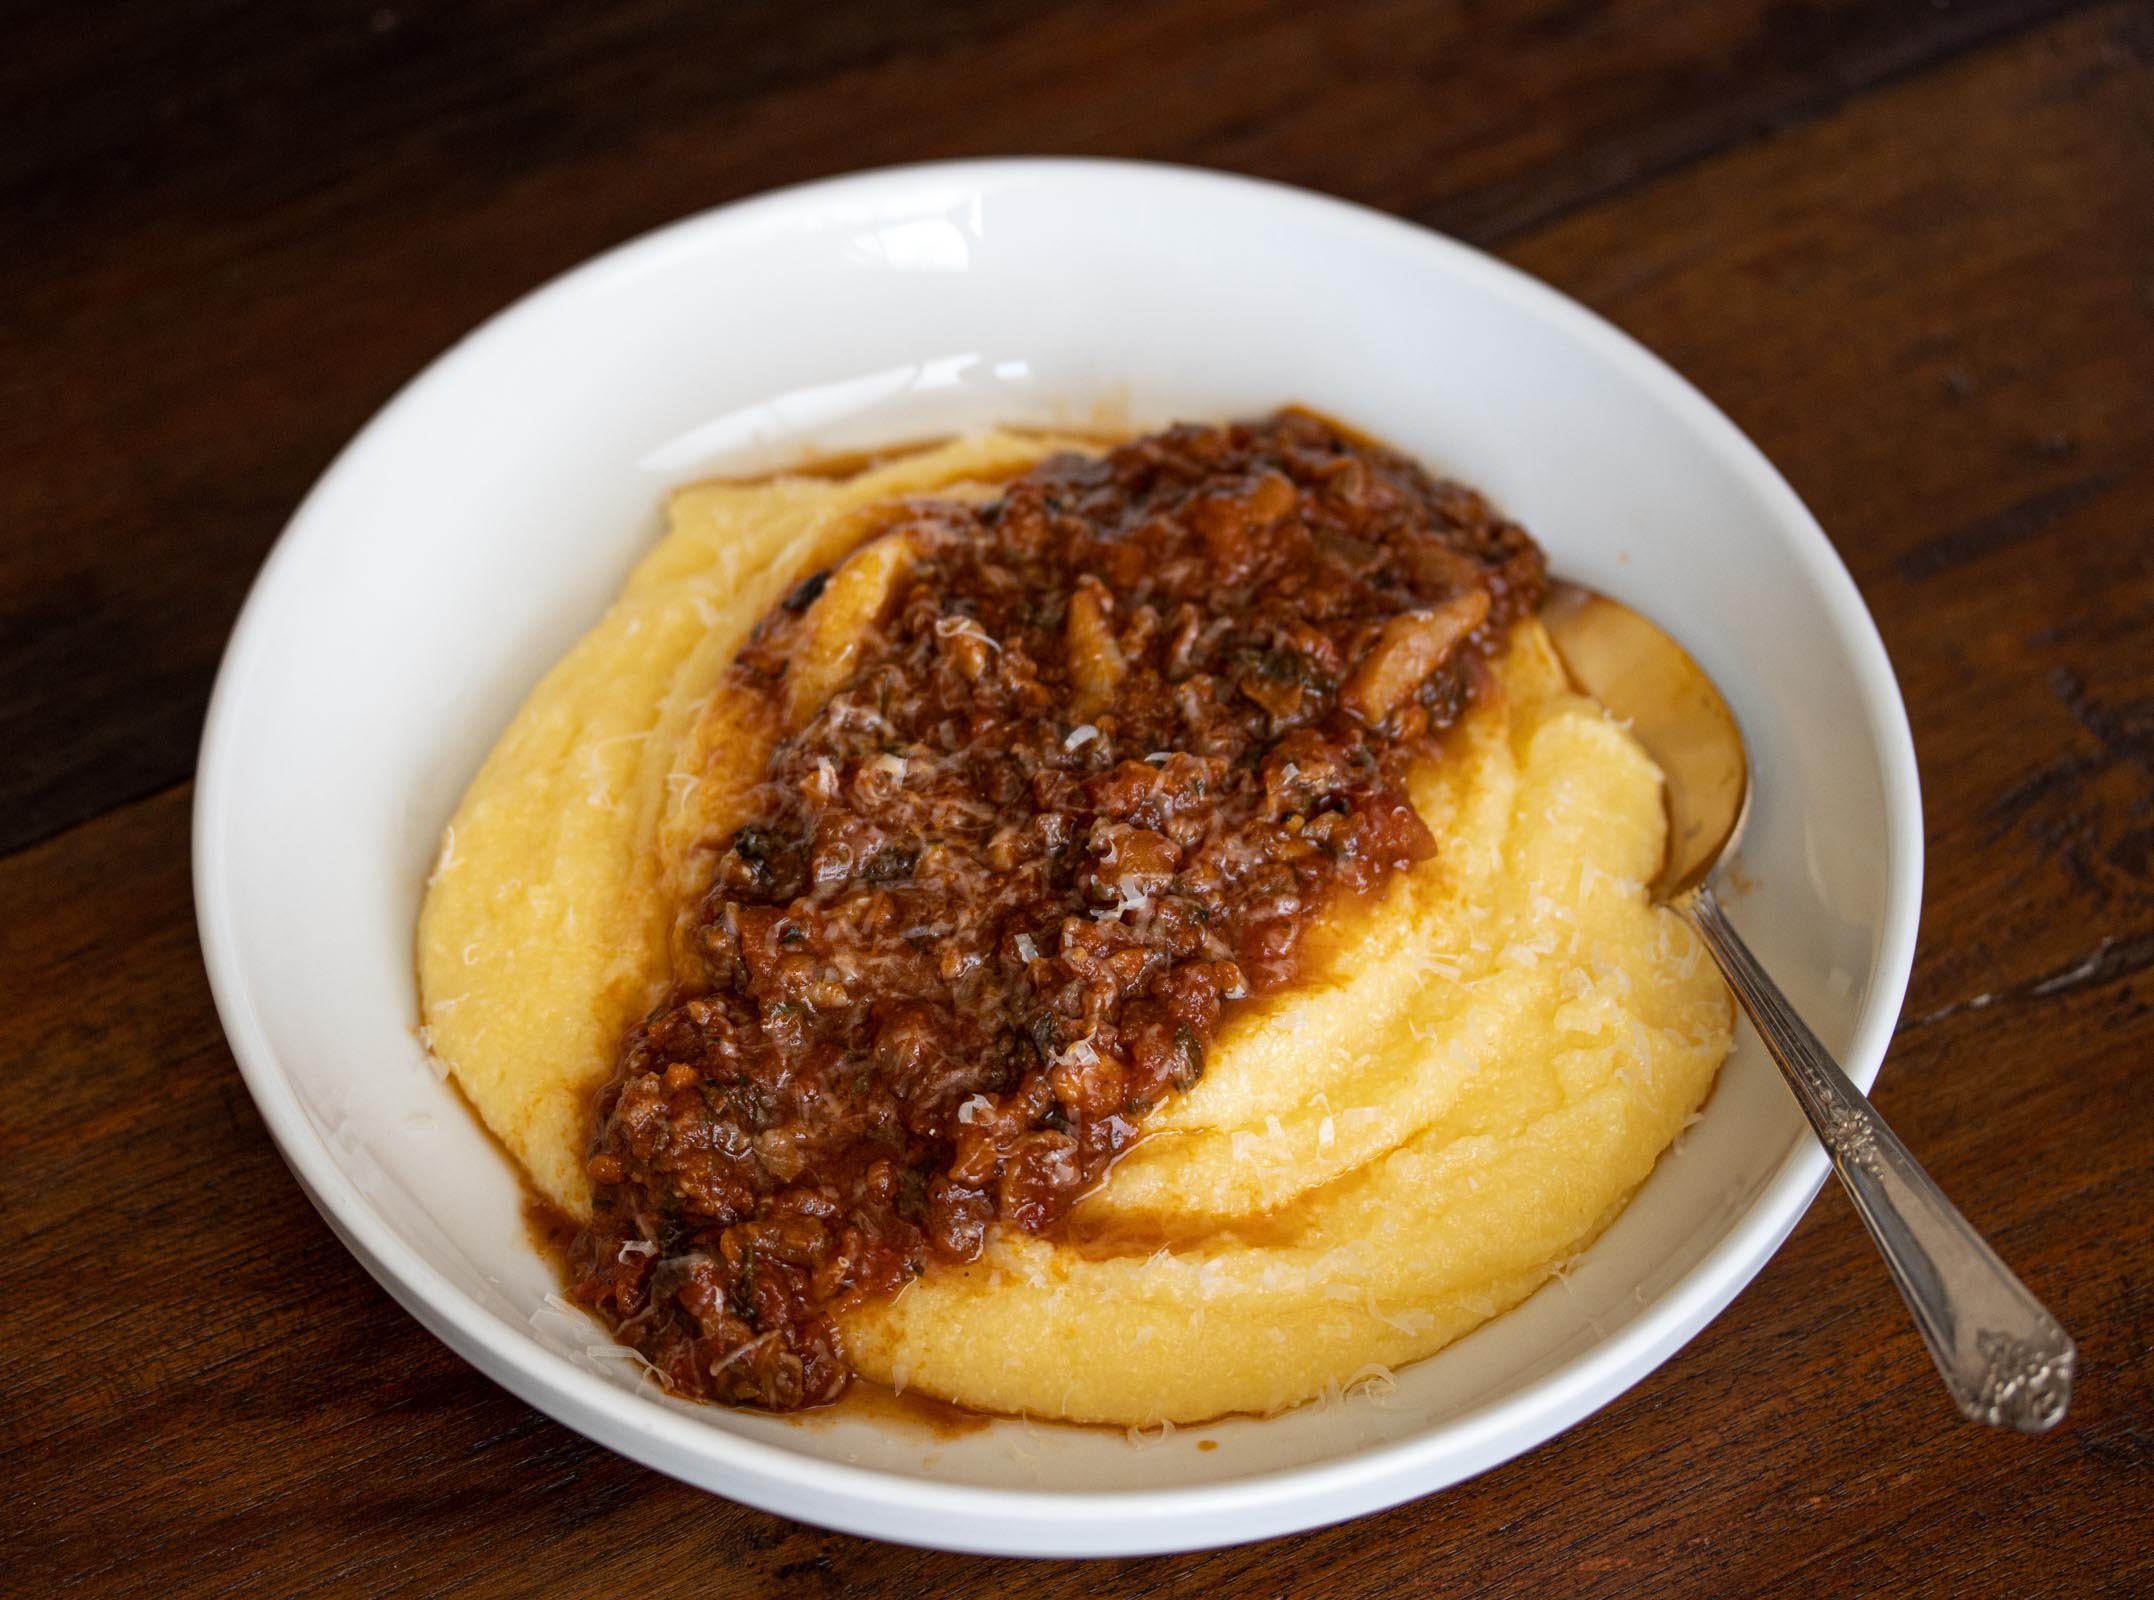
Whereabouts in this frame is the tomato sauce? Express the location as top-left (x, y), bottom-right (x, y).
top-left (571, 411), bottom-right (1545, 1409)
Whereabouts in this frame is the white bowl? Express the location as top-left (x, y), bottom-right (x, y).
top-left (194, 159), bottom-right (1922, 1556)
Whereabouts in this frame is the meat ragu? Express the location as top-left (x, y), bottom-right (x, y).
top-left (570, 410), bottom-right (1547, 1409)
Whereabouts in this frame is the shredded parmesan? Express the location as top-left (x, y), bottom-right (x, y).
top-left (1125, 1417), bottom-right (1176, 1449)
top-left (1063, 723), bottom-right (1099, 751)
top-left (1093, 880), bottom-right (1153, 920)
top-left (933, 613), bottom-right (1000, 650)
top-left (428, 823), bottom-right (459, 885)
top-left (1050, 1037), bottom-right (1100, 1070)
top-left (1365, 1288), bottom-right (1433, 1335)
top-left (416, 1025), bottom-right (449, 1081)
top-left (1345, 1363), bottom-right (1401, 1406)
top-left (709, 1333), bottom-right (779, 1381)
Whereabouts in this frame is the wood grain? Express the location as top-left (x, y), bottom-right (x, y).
top-left (3, 1), bottom-right (2150, 1595)
top-left (0, 0), bottom-right (2085, 856)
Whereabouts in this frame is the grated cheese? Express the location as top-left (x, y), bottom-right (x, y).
top-left (1344, 1362), bottom-right (1400, 1406)
top-left (933, 613), bottom-right (1001, 651)
top-left (1050, 1037), bottom-right (1100, 1071)
top-left (427, 823), bottom-right (460, 886)
top-left (1125, 1417), bottom-right (1176, 1449)
top-left (1365, 1287), bottom-right (1433, 1335)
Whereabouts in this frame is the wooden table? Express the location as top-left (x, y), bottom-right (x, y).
top-left (6, 2), bottom-right (2149, 1593)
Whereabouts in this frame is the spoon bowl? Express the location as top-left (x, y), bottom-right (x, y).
top-left (1541, 582), bottom-right (1749, 900)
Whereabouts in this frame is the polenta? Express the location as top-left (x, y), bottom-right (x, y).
top-left (417, 413), bottom-right (1732, 1423)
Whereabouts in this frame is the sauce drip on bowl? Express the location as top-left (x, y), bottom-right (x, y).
top-left (571, 411), bottom-right (1546, 1409)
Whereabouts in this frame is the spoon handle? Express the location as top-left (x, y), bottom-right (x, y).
top-left (1678, 882), bottom-right (2075, 1431)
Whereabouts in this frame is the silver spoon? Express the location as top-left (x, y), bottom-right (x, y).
top-left (1543, 582), bottom-right (2074, 1431)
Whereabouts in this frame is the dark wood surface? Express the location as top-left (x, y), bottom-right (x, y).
top-left (4, 2), bottom-right (2148, 1594)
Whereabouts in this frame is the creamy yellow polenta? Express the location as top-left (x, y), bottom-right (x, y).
top-left (417, 433), bottom-right (1732, 1426)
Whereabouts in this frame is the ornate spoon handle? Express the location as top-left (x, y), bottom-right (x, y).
top-left (1679, 882), bottom-right (2074, 1431)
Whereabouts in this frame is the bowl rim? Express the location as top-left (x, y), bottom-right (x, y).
top-left (192, 155), bottom-right (1924, 1553)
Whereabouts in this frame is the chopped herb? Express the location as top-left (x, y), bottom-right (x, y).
top-left (1172, 1024), bottom-right (1206, 1091)
top-left (783, 570), bottom-right (830, 612)
top-left (732, 1241), bottom-right (760, 1324)
top-left (1026, 1012), bottom-right (1060, 1063)
top-left (862, 845), bottom-right (918, 884)
top-left (895, 1164), bottom-right (931, 1222)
